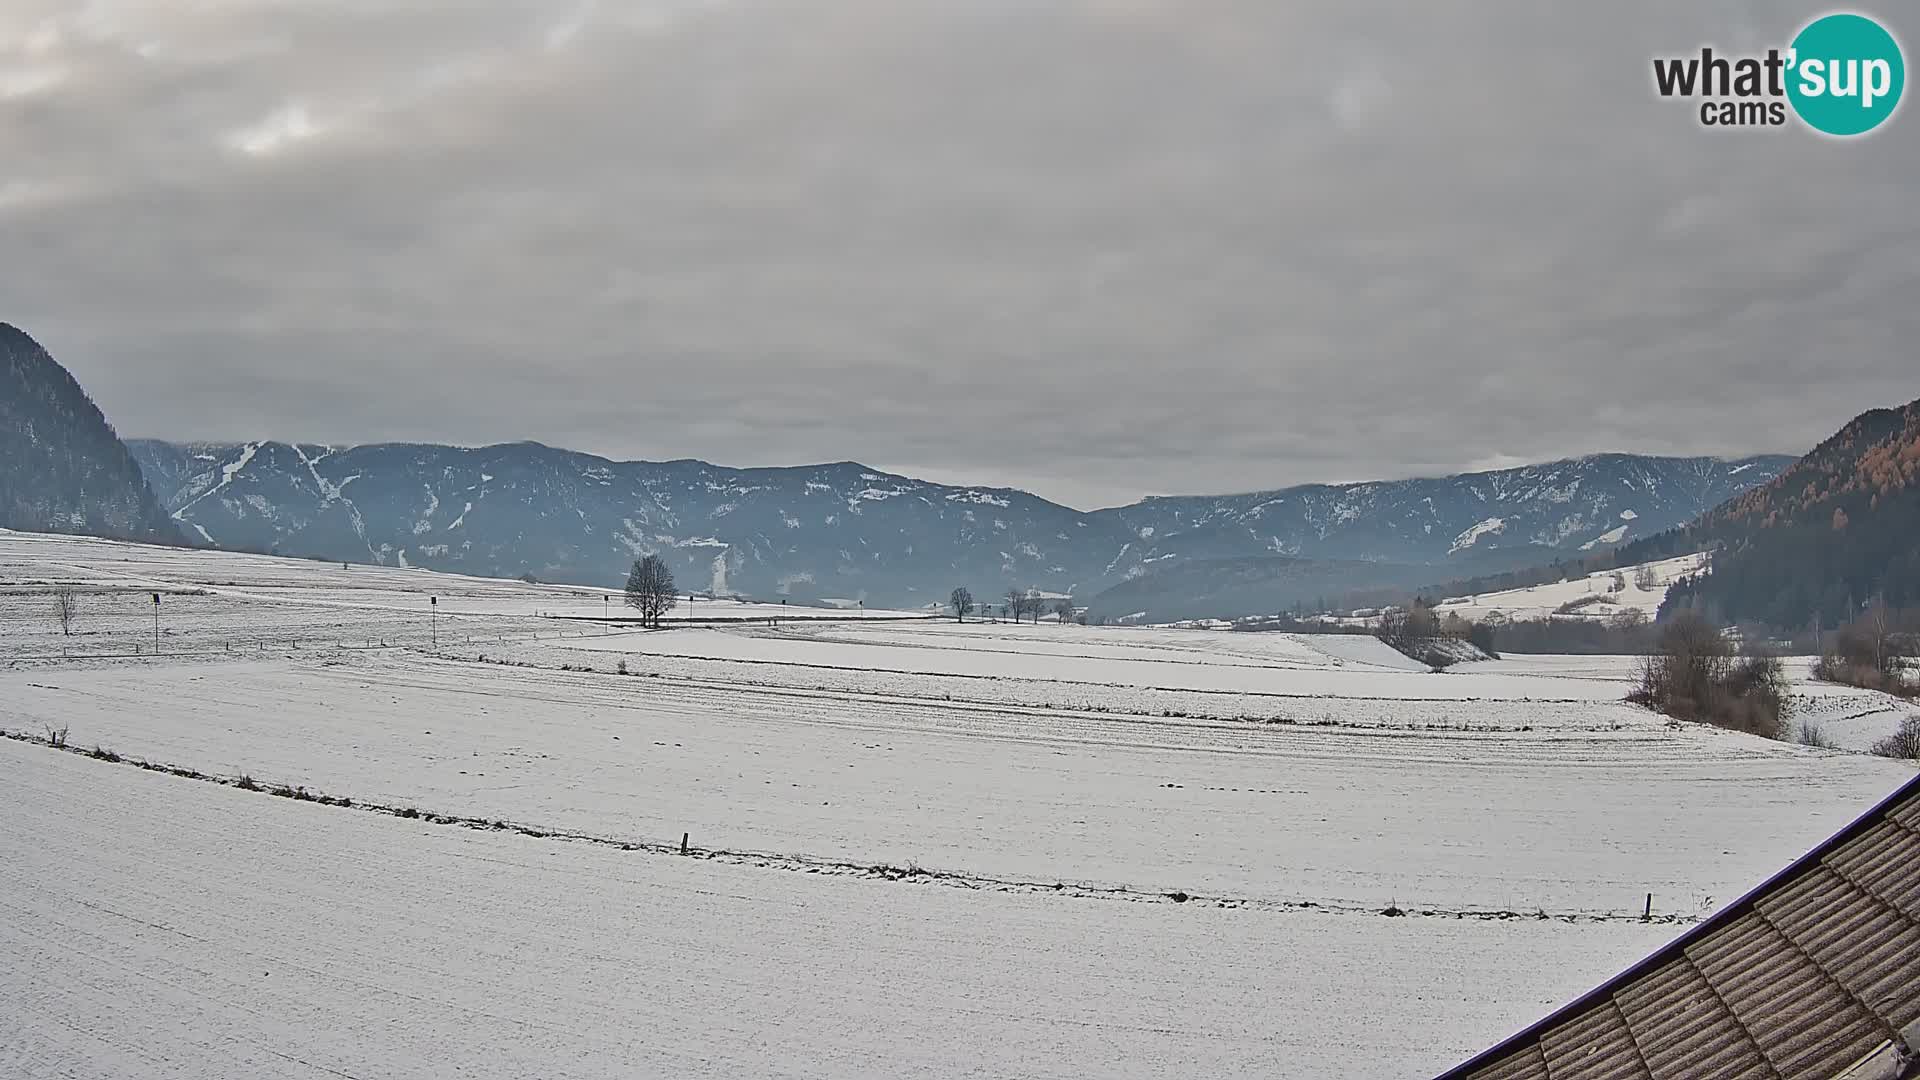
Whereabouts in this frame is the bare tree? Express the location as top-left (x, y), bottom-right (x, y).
top-left (1005, 588), bottom-right (1024, 624)
top-left (1052, 599), bottom-right (1075, 624)
top-left (1634, 611), bottom-right (1731, 718)
top-left (54, 589), bottom-right (77, 636)
top-left (1633, 564), bottom-right (1659, 591)
top-left (625, 555), bottom-right (678, 628)
top-left (1866, 597), bottom-right (1893, 677)
top-left (1815, 597), bottom-right (1919, 694)
top-left (950, 587), bottom-right (974, 622)
top-left (1376, 606), bottom-right (1407, 650)
top-left (1871, 716), bottom-right (1920, 760)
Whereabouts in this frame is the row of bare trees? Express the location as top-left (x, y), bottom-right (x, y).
top-left (949, 586), bottom-right (1075, 624)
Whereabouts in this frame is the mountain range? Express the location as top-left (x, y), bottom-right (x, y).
top-left (0, 320), bottom-right (1803, 618)
top-left (126, 437), bottom-right (1790, 614)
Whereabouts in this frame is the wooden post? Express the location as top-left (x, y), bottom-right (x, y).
top-left (1644, 893), bottom-right (1652, 921)
top-left (680, 832), bottom-right (689, 855)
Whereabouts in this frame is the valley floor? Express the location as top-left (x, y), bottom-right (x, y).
top-left (2, 530), bottom-right (1915, 1078)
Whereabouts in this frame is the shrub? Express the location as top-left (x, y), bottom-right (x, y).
top-left (235, 774), bottom-right (260, 791)
top-left (43, 724), bottom-right (69, 748)
top-left (1630, 613), bottom-right (1789, 740)
top-left (1870, 716), bottom-right (1920, 760)
top-left (1555, 594), bottom-right (1618, 615)
top-left (1796, 721), bottom-right (1838, 750)
top-left (1813, 652), bottom-right (1917, 698)
top-left (88, 745), bottom-right (121, 762)
top-left (1720, 654), bottom-right (1791, 740)
top-left (1813, 606), bottom-right (1919, 698)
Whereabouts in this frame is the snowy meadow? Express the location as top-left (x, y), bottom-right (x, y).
top-left (2, 530), bottom-right (1914, 1079)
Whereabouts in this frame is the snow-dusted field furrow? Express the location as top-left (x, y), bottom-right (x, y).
top-left (0, 739), bottom-right (1682, 1080)
top-left (759, 621), bottom-right (1428, 671)
top-left (497, 636), bottom-right (1662, 728)
top-left (5, 653), bottom-right (1906, 916)
top-left (549, 624), bottom-right (1632, 701)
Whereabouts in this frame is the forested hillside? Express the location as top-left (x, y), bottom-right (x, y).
top-left (0, 324), bottom-right (179, 543)
top-left (1661, 398), bottom-right (1920, 628)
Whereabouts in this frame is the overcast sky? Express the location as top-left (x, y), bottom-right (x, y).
top-left (4, 1), bottom-right (1916, 509)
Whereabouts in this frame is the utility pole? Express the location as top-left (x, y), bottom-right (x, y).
top-left (430, 595), bottom-right (437, 651)
top-left (604, 594), bottom-right (610, 635)
top-left (151, 593), bottom-right (160, 654)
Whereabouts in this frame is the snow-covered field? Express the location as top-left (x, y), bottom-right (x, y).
top-left (1435, 553), bottom-right (1706, 622)
top-left (12, 651), bottom-right (1907, 915)
top-left (0, 739), bottom-right (1681, 1080)
top-left (0, 529), bottom-right (930, 659)
top-left (2, 530), bottom-right (1915, 1078)
top-left (1476, 652), bottom-right (1918, 753)
top-left (544, 621), bottom-right (1637, 701)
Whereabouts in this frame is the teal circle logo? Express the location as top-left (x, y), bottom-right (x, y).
top-left (1787, 13), bottom-right (1904, 136)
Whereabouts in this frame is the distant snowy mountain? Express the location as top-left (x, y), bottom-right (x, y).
top-left (127, 439), bottom-right (1789, 609)
top-left (1091, 453), bottom-right (1791, 567)
top-left (1079, 453), bottom-right (1790, 621)
top-left (126, 440), bottom-right (1100, 606)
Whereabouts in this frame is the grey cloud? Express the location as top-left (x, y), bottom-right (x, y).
top-left (3, 0), bottom-right (1916, 510)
